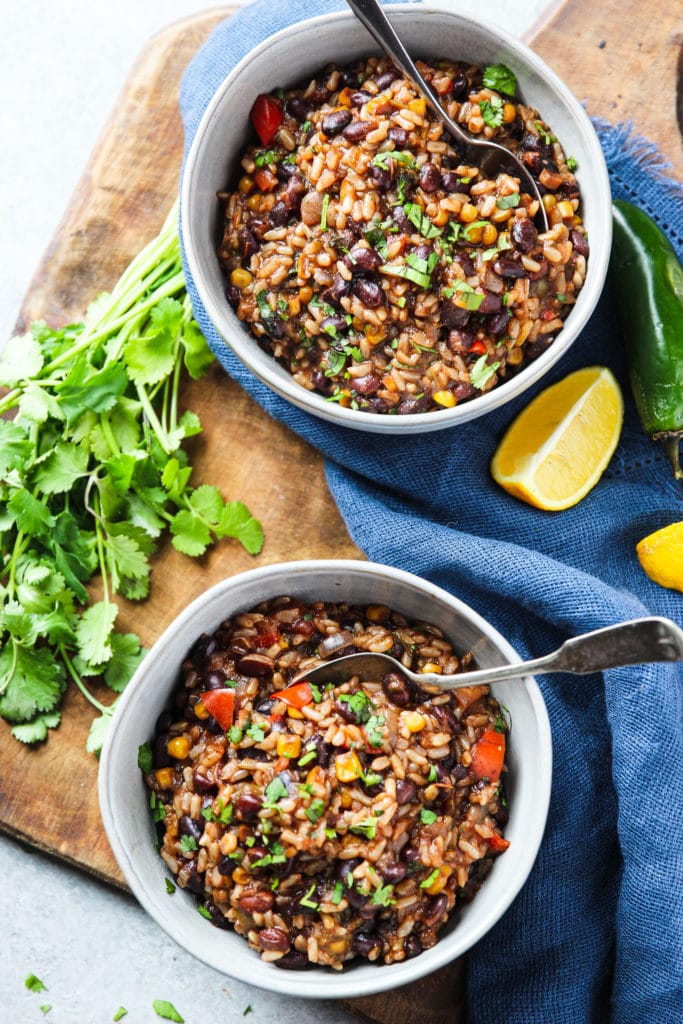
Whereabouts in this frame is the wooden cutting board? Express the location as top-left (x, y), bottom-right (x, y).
top-left (1, 3), bottom-right (680, 1022)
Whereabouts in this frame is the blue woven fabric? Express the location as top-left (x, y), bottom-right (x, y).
top-left (178, 4), bottom-right (683, 1020)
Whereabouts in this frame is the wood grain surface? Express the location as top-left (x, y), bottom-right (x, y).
top-left (1, 2), bottom-right (680, 1022)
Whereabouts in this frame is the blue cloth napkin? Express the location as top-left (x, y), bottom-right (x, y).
top-left (178, 4), bottom-right (683, 1021)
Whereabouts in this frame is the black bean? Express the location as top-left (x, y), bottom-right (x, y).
top-left (340, 67), bottom-right (361, 88)
top-left (478, 291), bottom-right (502, 314)
top-left (388, 125), bottom-right (409, 147)
top-left (441, 300), bottom-right (470, 329)
top-left (276, 159), bottom-right (298, 181)
top-left (179, 814), bottom-right (204, 843)
top-left (450, 73), bottom-right (469, 100)
top-left (495, 806), bottom-right (510, 825)
top-left (217, 855), bottom-right (234, 876)
top-left (153, 734), bottom-right (172, 769)
top-left (237, 653), bottom-right (275, 677)
top-left (155, 709), bottom-right (173, 734)
top-left (237, 747), bottom-right (269, 762)
top-left (342, 120), bottom-right (374, 142)
top-left (321, 315), bottom-right (349, 337)
top-left (352, 277), bottom-right (384, 307)
top-left (493, 256), bottom-right (526, 279)
top-left (226, 283), bottom-right (241, 308)
top-left (382, 672), bottom-right (411, 707)
top-left (229, 635), bottom-right (254, 656)
top-left (311, 369), bottom-right (332, 396)
top-left (192, 634), bottom-right (217, 665)
top-left (396, 779), bottom-right (417, 805)
top-left (404, 934), bottom-right (422, 959)
top-left (392, 206), bottom-right (410, 231)
top-left (334, 857), bottom-right (361, 883)
top-left (422, 893), bottom-right (449, 928)
top-left (511, 217), bottom-right (537, 253)
top-left (390, 639), bottom-right (404, 660)
top-left (370, 164), bottom-right (391, 191)
top-left (363, 396), bottom-right (390, 414)
top-left (451, 381), bottom-right (476, 403)
top-left (570, 228), bottom-right (589, 257)
top-left (247, 216), bottom-right (270, 240)
top-left (352, 931), bottom-right (380, 957)
top-left (397, 393), bottom-right (431, 414)
top-left (192, 770), bottom-right (216, 795)
top-left (381, 862), bottom-right (407, 884)
top-left (273, 951), bottom-right (310, 970)
top-left (359, 902), bottom-right (380, 921)
top-left (522, 151), bottom-right (542, 175)
top-left (321, 109), bottom-right (352, 136)
top-left (349, 374), bottom-right (381, 396)
top-left (525, 335), bottom-right (555, 361)
top-left (447, 327), bottom-right (475, 353)
top-left (202, 669), bottom-right (226, 690)
top-left (402, 846), bottom-right (421, 865)
top-left (239, 228), bottom-right (259, 262)
top-left (335, 697), bottom-right (360, 723)
top-left (431, 704), bottom-right (460, 734)
top-left (345, 885), bottom-right (367, 910)
top-left (487, 311), bottom-right (511, 337)
top-left (506, 116), bottom-right (525, 141)
top-left (376, 914), bottom-right (397, 937)
top-left (269, 201), bottom-right (288, 227)
top-left (419, 162), bottom-right (441, 194)
top-left (186, 862), bottom-right (204, 895)
top-left (375, 69), bottom-right (398, 90)
top-left (350, 90), bottom-right (372, 107)
top-left (348, 244), bottom-right (382, 272)
top-left (234, 793), bottom-right (262, 820)
top-left (521, 132), bottom-right (540, 152)
top-left (413, 243), bottom-right (432, 262)
top-left (459, 252), bottom-right (476, 276)
top-left (284, 96), bottom-right (311, 122)
top-left (282, 174), bottom-right (306, 212)
top-left (452, 763), bottom-right (468, 782)
top-left (255, 696), bottom-right (276, 715)
top-left (441, 172), bottom-right (463, 194)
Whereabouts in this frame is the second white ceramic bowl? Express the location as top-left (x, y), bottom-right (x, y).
top-left (99, 560), bottom-right (552, 998)
top-left (181, 5), bottom-right (612, 433)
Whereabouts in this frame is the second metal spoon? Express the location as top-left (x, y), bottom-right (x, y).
top-left (293, 616), bottom-right (683, 694)
top-left (344, 0), bottom-right (548, 229)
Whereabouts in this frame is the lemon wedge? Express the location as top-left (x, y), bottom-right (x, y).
top-left (491, 366), bottom-right (624, 511)
top-left (636, 522), bottom-right (683, 592)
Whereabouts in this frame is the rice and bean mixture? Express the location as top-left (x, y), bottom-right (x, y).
top-left (143, 597), bottom-right (510, 970)
top-left (217, 56), bottom-right (588, 414)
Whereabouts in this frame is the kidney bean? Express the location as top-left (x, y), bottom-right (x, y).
top-left (322, 109), bottom-right (352, 136)
top-left (450, 73), bottom-right (469, 99)
top-left (179, 814), bottom-right (204, 843)
top-left (348, 244), bottom-right (382, 272)
top-left (269, 201), bottom-right (288, 227)
top-left (402, 846), bottom-right (421, 865)
top-left (234, 793), bottom-right (262, 820)
top-left (376, 915), bottom-right (397, 937)
top-left (478, 291), bottom-right (502, 315)
top-left (487, 311), bottom-right (511, 337)
top-left (350, 90), bottom-right (372, 107)
top-left (352, 931), bottom-right (380, 957)
top-left (398, 393), bottom-right (432, 415)
top-left (349, 374), bottom-right (381, 396)
top-left (422, 893), bottom-right (449, 928)
top-left (353, 277), bottom-right (384, 308)
top-left (259, 927), bottom-right (290, 952)
top-left (335, 697), bottom-right (359, 723)
top-left (419, 162), bottom-right (441, 193)
top-left (404, 934), bottom-right (422, 959)
top-left (382, 672), bottom-right (411, 707)
top-left (493, 255), bottom-right (526, 279)
top-left (342, 120), bottom-right (375, 142)
top-left (382, 862), bottom-right (407, 884)
top-left (431, 704), bottom-right (460, 734)
top-left (396, 779), bottom-right (417, 805)
top-left (527, 258), bottom-right (549, 282)
top-left (239, 890), bottom-right (274, 914)
top-left (311, 369), bottom-right (332, 395)
top-left (273, 951), bottom-right (309, 970)
top-left (388, 125), bottom-right (408, 147)
top-left (570, 228), bottom-right (590, 257)
top-left (451, 380), bottom-right (477, 402)
top-left (217, 856), bottom-right (234, 876)
top-left (225, 283), bottom-right (241, 308)
top-left (446, 328), bottom-right (473, 353)
top-left (229, 635), bottom-right (254, 657)
top-left (441, 299), bottom-right (470, 329)
top-left (237, 653), bottom-right (275, 677)
top-left (321, 315), bottom-right (349, 337)
top-left (511, 217), bottom-right (537, 253)
top-left (284, 96), bottom-right (311, 122)
top-left (370, 164), bottom-right (391, 191)
top-left (375, 69), bottom-right (399, 90)
top-left (300, 190), bottom-right (324, 226)
top-left (239, 228), bottom-right (259, 262)
top-left (192, 770), bottom-right (216, 795)
top-left (283, 174), bottom-right (306, 212)
top-left (441, 172), bottom-right (463, 194)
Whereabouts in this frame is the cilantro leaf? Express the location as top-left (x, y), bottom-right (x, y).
top-left (0, 332), bottom-right (44, 386)
top-left (496, 193), bottom-right (520, 210)
top-left (138, 741), bottom-right (154, 773)
top-left (217, 501), bottom-right (265, 555)
top-left (113, 1009), bottom-right (128, 1022)
top-left (86, 709), bottom-right (115, 756)
top-left (470, 355), bottom-right (501, 390)
top-left (104, 633), bottom-right (145, 693)
top-left (31, 442), bottom-right (89, 494)
top-left (170, 510), bottom-right (212, 557)
top-left (75, 600), bottom-right (119, 666)
top-left (482, 63), bottom-right (517, 96)
top-left (480, 96), bottom-right (503, 128)
top-left (11, 710), bottom-right (61, 744)
top-left (179, 834), bottom-right (198, 853)
top-left (0, 645), bottom-right (65, 723)
top-left (7, 490), bottom-right (56, 536)
top-left (420, 808), bottom-right (438, 825)
top-left (180, 322), bottom-right (215, 379)
top-left (153, 1001), bottom-right (185, 1023)
top-left (25, 974), bottom-right (47, 993)
top-left (57, 359), bottom-right (128, 425)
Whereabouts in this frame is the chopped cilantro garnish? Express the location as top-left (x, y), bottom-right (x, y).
top-left (325, 349), bottom-right (347, 377)
top-left (228, 725), bottom-right (243, 745)
top-left (298, 745), bottom-right (318, 767)
top-left (138, 741), bottom-right (154, 773)
top-left (403, 202), bottom-right (442, 239)
top-left (556, 293), bottom-right (566, 303)
top-left (320, 193), bottom-right (330, 231)
top-left (309, 684), bottom-right (323, 703)
top-left (179, 834), bottom-right (198, 854)
top-left (301, 119), bottom-right (312, 132)
top-left (245, 835), bottom-right (256, 848)
top-left (25, 975), bottom-right (47, 993)
top-left (420, 808), bottom-right (438, 825)
top-left (337, 690), bottom-right (374, 723)
top-left (165, 877), bottom-right (176, 894)
top-left (397, 296), bottom-right (407, 308)
top-left (535, 121), bottom-right (557, 146)
top-left (300, 883), bottom-right (319, 909)
top-left (470, 355), bottom-right (501, 390)
top-left (496, 193), bottom-right (520, 210)
top-left (150, 791), bottom-right (166, 823)
top-left (381, 262), bottom-right (431, 290)
top-left (566, 155), bottom-right (578, 172)
top-left (305, 798), bottom-right (326, 823)
top-left (443, 280), bottom-right (484, 311)
top-left (349, 817), bottom-right (378, 839)
top-left (419, 867), bottom-right (440, 889)
top-left (113, 1009), bottom-right (128, 1022)
top-left (197, 906), bottom-right (212, 921)
top-left (255, 149), bottom-right (280, 167)
top-left (243, 1008), bottom-right (253, 1018)
top-left (255, 289), bottom-right (274, 321)
top-left (153, 1000), bottom-right (185, 1023)
top-left (264, 776), bottom-right (288, 804)
top-left (362, 771), bottom-right (383, 787)
top-left (40, 1006), bottom-right (51, 1016)
top-left (372, 150), bottom-right (415, 170)
top-left (331, 881), bottom-right (345, 904)
top-left (365, 713), bottom-right (385, 748)
top-left (482, 63), bottom-right (517, 96)
top-left (427, 764), bottom-right (438, 783)
top-left (246, 721), bottom-right (267, 742)
top-left (202, 799), bottom-right (233, 825)
top-left (370, 883), bottom-right (396, 907)
top-left (480, 96), bottom-right (503, 128)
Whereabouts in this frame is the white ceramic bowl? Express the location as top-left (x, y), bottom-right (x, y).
top-left (99, 560), bottom-right (552, 998)
top-left (181, 5), bottom-right (611, 434)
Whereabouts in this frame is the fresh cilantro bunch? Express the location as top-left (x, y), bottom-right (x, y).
top-left (0, 202), bottom-right (263, 753)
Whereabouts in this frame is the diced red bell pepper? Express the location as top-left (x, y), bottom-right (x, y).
top-left (271, 681), bottom-right (313, 709)
top-left (199, 688), bottom-right (235, 731)
top-left (470, 728), bottom-right (505, 782)
top-left (253, 167), bottom-right (278, 193)
top-left (469, 339), bottom-right (488, 355)
top-left (250, 94), bottom-right (284, 146)
top-left (256, 618), bottom-right (281, 647)
top-left (487, 832), bottom-right (510, 853)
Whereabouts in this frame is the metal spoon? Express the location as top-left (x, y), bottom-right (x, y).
top-left (293, 616), bottom-right (683, 694)
top-left (344, 0), bottom-right (548, 229)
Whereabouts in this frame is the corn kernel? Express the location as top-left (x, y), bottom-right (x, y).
top-left (502, 102), bottom-right (517, 124)
top-left (557, 200), bottom-right (574, 219)
top-left (460, 203), bottom-right (478, 223)
top-left (433, 389), bottom-right (456, 408)
top-left (542, 193), bottom-right (557, 211)
top-left (328, 938), bottom-right (348, 953)
top-left (425, 864), bottom-right (452, 895)
top-left (403, 711), bottom-right (426, 733)
top-left (278, 637), bottom-right (290, 650)
top-left (365, 328), bottom-right (386, 347)
top-left (238, 175), bottom-right (254, 195)
top-left (277, 734), bottom-right (302, 759)
top-left (155, 768), bottom-right (175, 789)
top-left (465, 225), bottom-right (483, 244)
top-left (287, 706), bottom-right (305, 720)
top-left (432, 207), bottom-right (450, 227)
top-left (193, 700), bottom-right (210, 721)
top-left (246, 193), bottom-right (261, 212)
top-left (299, 285), bottom-right (313, 303)
top-left (340, 789), bottom-right (354, 809)
top-left (288, 296), bottom-right (301, 317)
top-left (424, 783), bottom-right (439, 802)
top-left (232, 866), bottom-right (249, 885)
top-left (306, 766), bottom-right (325, 789)
top-left (482, 223), bottom-right (498, 246)
top-left (422, 662), bottom-right (442, 674)
top-left (335, 750), bottom-right (363, 782)
top-left (337, 87), bottom-right (353, 108)
top-left (230, 268), bottom-right (253, 289)
top-left (409, 98), bottom-right (426, 115)
top-left (167, 736), bottom-right (191, 760)
top-left (366, 604), bottom-right (390, 623)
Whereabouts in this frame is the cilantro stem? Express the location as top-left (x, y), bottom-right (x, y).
top-left (0, 639), bottom-right (19, 697)
top-left (59, 644), bottom-right (110, 714)
top-left (99, 414), bottom-right (121, 457)
top-left (137, 385), bottom-right (174, 455)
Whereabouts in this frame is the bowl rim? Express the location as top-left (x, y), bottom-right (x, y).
top-left (99, 558), bottom-right (553, 998)
top-left (180, 3), bottom-right (612, 434)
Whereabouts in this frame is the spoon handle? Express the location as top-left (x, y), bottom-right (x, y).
top-left (343, 0), bottom-right (468, 147)
top-left (429, 616), bottom-right (683, 690)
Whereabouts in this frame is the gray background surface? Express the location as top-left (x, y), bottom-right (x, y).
top-left (1, 1), bottom-right (550, 1021)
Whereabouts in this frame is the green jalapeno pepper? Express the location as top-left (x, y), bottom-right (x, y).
top-left (610, 199), bottom-right (683, 478)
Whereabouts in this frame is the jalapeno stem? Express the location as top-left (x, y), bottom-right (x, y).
top-left (666, 437), bottom-right (683, 480)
